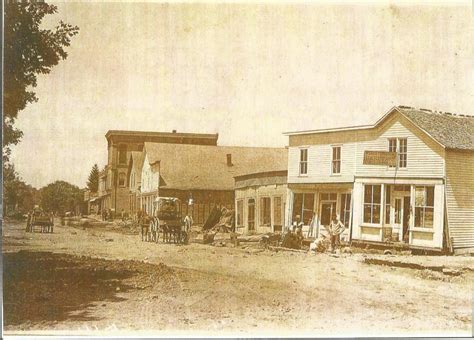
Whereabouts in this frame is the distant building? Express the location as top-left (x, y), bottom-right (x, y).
top-left (284, 106), bottom-right (474, 253)
top-left (234, 170), bottom-right (288, 235)
top-left (127, 151), bottom-right (144, 216)
top-left (97, 130), bottom-right (219, 214)
top-left (139, 142), bottom-right (288, 225)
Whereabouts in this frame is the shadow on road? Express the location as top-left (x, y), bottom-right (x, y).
top-left (3, 250), bottom-right (136, 326)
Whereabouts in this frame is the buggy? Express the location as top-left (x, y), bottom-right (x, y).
top-left (147, 197), bottom-right (188, 244)
top-left (26, 210), bottom-right (54, 233)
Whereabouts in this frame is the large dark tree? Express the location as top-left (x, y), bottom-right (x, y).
top-left (87, 164), bottom-right (100, 193)
top-left (3, 2), bottom-right (79, 161)
top-left (40, 181), bottom-right (83, 214)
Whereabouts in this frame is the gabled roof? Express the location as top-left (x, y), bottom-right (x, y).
top-left (128, 152), bottom-right (144, 175)
top-left (395, 107), bottom-right (474, 151)
top-left (143, 143), bottom-right (288, 191)
top-left (284, 106), bottom-right (474, 151)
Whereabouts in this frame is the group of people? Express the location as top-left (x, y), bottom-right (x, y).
top-left (287, 214), bottom-right (346, 253)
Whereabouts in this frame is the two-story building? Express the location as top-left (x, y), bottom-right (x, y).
top-left (139, 142), bottom-right (288, 225)
top-left (97, 130), bottom-right (219, 214)
top-left (284, 106), bottom-right (474, 253)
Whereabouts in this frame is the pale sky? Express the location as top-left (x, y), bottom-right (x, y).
top-left (10, 1), bottom-right (474, 188)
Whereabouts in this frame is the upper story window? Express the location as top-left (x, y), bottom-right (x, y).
top-left (299, 148), bottom-right (308, 175)
top-left (118, 173), bottom-right (126, 187)
top-left (332, 146), bottom-right (341, 174)
top-left (399, 138), bottom-right (407, 168)
top-left (118, 144), bottom-right (127, 164)
top-left (388, 138), bottom-right (407, 168)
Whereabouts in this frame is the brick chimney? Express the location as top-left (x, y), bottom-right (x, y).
top-left (172, 129), bottom-right (177, 133)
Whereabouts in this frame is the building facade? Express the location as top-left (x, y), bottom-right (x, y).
top-left (138, 142), bottom-right (288, 225)
top-left (97, 130), bottom-right (219, 214)
top-left (234, 171), bottom-right (287, 234)
top-left (285, 106), bottom-right (474, 253)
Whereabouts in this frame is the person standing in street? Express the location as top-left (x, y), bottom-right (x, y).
top-left (327, 215), bottom-right (345, 253)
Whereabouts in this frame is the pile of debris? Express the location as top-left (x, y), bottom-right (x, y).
top-left (202, 207), bottom-right (236, 245)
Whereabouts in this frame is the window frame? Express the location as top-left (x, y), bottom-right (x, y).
top-left (236, 200), bottom-right (244, 227)
top-left (413, 186), bottom-right (435, 229)
top-left (118, 172), bottom-right (127, 188)
top-left (118, 144), bottom-right (128, 165)
top-left (363, 184), bottom-right (382, 225)
top-left (259, 196), bottom-right (272, 226)
top-left (387, 137), bottom-right (408, 169)
top-left (331, 145), bottom-right (342, 175)
top-left (299, 148), bottom-right (308, 176)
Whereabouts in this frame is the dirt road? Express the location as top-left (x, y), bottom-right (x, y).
top-left (3, 219), bottom-right (473, 336)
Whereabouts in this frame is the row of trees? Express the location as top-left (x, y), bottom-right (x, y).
top-left (4, 162), bottom-right (101, 217)
top-left (3, 164), bottom-right (85, 216)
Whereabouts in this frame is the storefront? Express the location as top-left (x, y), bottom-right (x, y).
top-left (351, 179), bottom-right (444, 249)
top-left (284, 106), bottom-right (474, 253)
top-left (286, 183), bottom-right (352, 242)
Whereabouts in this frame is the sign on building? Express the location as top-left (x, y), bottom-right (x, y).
top-left (363, 151), bottom-right (397, 166)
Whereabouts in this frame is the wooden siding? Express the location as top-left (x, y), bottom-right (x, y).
top-left (140, 154), bottom-right (160, 194)
top-left (287, 111), bottom-right (445, 184)
top-left (235, 184), bottom-right (287, 234)
top-left (288, 143), bottom-right (356, 184)
top-left (355, 115), bottom-right (445, 179)
top-left (445, 150), bottom-right (474, 249)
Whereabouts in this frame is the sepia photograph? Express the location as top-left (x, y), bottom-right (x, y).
top-left (2, 0), bottom-right (474, 337)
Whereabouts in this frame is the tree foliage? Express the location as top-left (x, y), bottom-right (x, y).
top-left (3, 164), bottom-right (40, 215)
top-left (87, 164), bottom-right (100, 193)
top-left (3, 2), bottom-right (79, 159)
top-left (40, 181), bottom-right (83, 214)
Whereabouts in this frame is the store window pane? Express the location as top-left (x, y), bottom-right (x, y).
top-left (363, 204), bottom-right (372, 224)
top-left (373, 185), bottom-right (381, 203)
top-left (427, 187), bottom-right (435, 207)
top-left (424, 207), bottom-right (434, 227)
top-left (364, 185), bottom-right (372, 204)
top-left (373, 204), bottom-right (381, 224)
top-left (415, 187), bottom-right (425, 206)
top-left (415, 207), bottom-right (422, 227)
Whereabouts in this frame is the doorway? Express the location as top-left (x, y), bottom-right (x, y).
top-left (248, 198), bottom-right (255, 232)
top-left (319, 200), bottom-right (337, 236)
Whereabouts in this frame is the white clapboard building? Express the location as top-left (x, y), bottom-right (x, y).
top-left (284, 106), bottom-right (474, 254)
